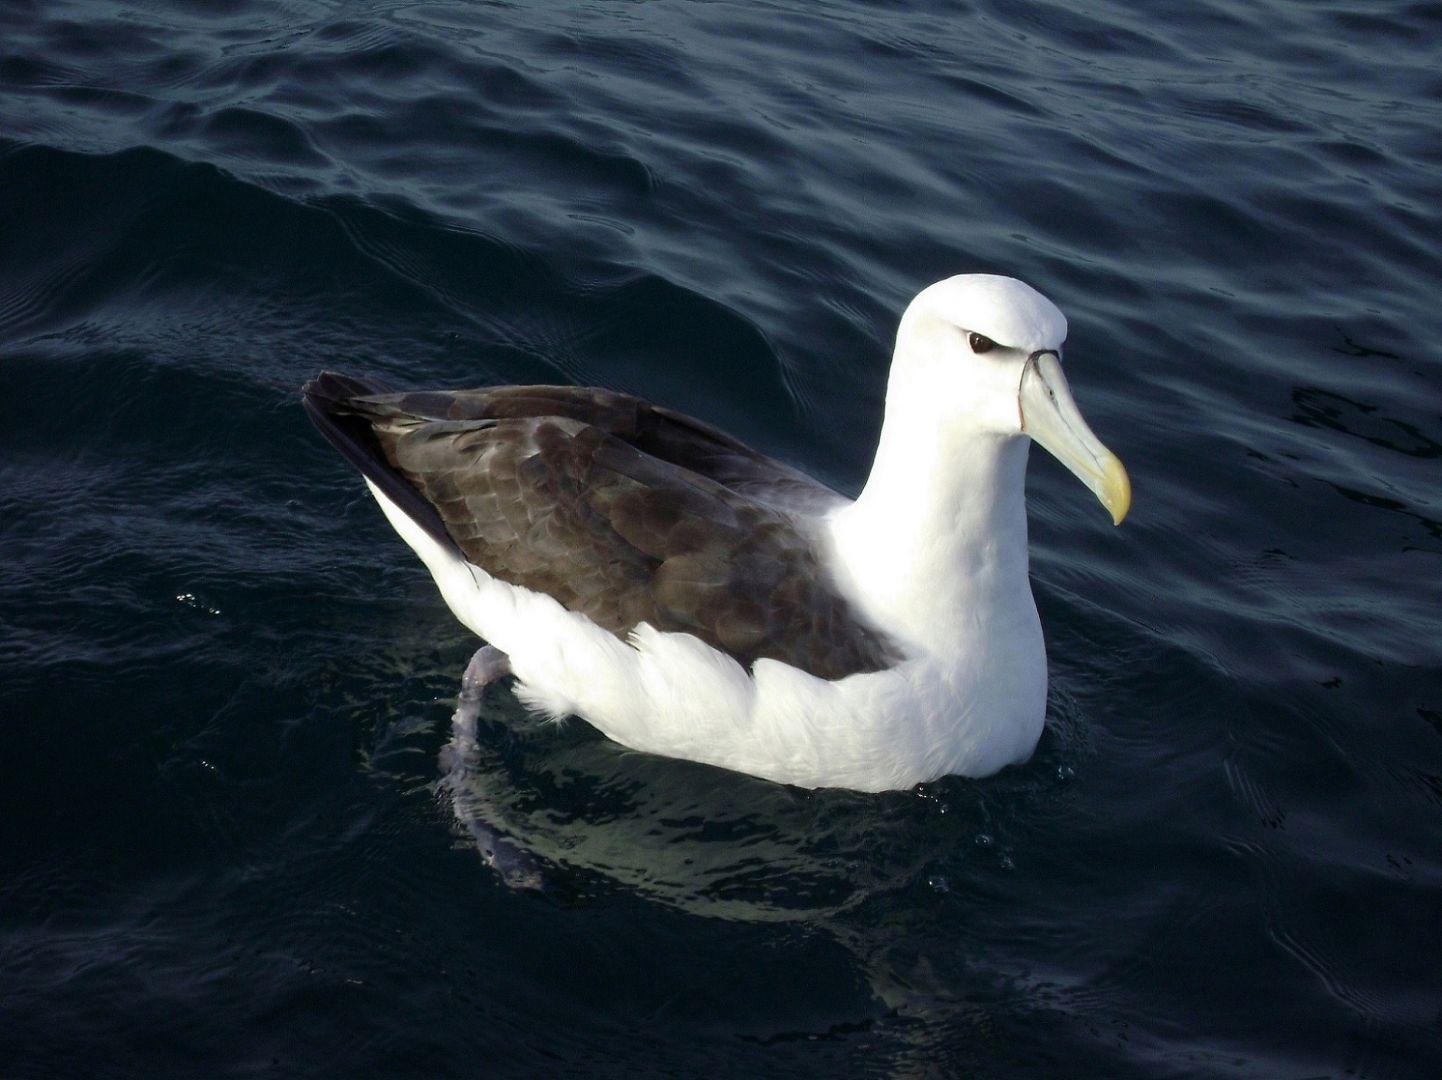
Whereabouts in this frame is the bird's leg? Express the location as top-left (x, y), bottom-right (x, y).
top-left (459, 644), bottom-right (511, 702)
top-left (439, 646), bottom-right (543, 890)
top-left (446, 646), bottom-right (508, 763)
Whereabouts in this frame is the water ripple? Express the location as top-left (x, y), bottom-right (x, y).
top-left (2, 0), bottom-right (1441, 1074)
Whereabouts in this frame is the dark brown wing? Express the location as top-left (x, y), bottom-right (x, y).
top-left (353, 382), bottom-right (848, 516)
top-left (303, 374), bottom-right (899, 680)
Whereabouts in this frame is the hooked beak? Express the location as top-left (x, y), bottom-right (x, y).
top-left (1019, 351), bottom-right (1131, 525)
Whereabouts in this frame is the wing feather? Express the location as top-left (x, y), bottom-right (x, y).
top-left (304, 377), bottom-right (898, 680)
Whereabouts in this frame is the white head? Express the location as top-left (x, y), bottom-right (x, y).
top-left (891, 274), bottom-right (1131, 524)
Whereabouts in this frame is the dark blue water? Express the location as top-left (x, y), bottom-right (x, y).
top-left (3, 1), bottom-right (1441, 1075)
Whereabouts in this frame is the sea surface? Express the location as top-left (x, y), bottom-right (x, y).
top-left (3, 1), bottom-right (1441, 1076)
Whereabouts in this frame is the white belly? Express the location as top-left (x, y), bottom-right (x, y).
top-left (364, 480), bottom-right (1046, 790)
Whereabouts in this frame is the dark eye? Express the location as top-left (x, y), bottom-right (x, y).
top-left (968, 332), bottom-right (996, 354)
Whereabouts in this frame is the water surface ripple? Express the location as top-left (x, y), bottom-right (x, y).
top-left (2, 1), bottom-right (1440, 1076)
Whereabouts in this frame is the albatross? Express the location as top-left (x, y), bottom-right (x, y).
top-left (303, 274), bottom-right (1130, 792)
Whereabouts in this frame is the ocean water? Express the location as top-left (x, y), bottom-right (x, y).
top-left (2, 0), bottom-right (1440, 1075)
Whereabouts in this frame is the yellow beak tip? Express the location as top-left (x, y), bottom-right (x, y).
top-left (1103, 459), bottom-right (1132, 526)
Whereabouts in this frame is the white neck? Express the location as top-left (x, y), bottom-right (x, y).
top-left (827, 381), bottom-right (1036, 654)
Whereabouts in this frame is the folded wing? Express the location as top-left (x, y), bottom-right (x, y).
top-left (303, 374), bottom-right (900, 680)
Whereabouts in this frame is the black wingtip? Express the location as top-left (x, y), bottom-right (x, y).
top-left (300, 370), bottom-right (461, 558)
top-left (301, 370), bottom-right (393, 407)
top-left (300, 370), bottom-right (394, 480)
